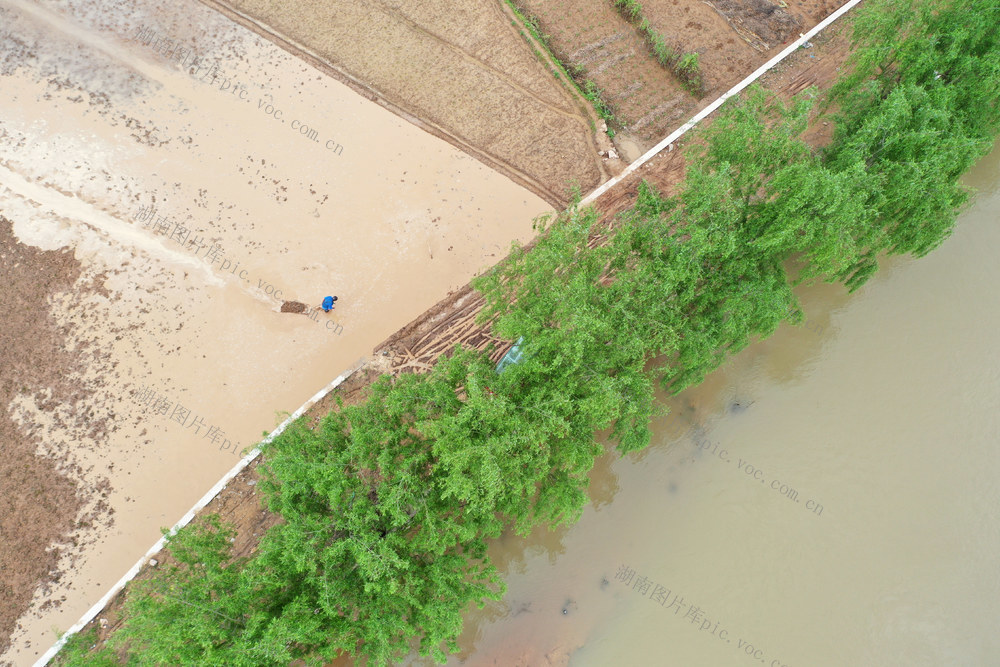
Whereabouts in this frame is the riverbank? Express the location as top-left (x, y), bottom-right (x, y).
top-left (456, 138), bottom-right (1000, 665)
top-left (45, 15), bottom-right (859, 666)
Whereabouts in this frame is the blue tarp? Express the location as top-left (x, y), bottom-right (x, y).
top-left (495, 336), bottom-right (526, 373)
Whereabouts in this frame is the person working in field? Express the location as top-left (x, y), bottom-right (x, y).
top-left (321, 295), bottom-right (338, 312)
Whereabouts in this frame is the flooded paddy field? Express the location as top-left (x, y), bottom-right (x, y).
top-left (0, 0), bottom-right (550, 662)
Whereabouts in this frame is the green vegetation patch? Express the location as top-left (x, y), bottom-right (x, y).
top-left (611, 0), bottom-right (704, 94)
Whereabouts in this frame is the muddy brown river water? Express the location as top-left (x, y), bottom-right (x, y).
top-left (428, 143), bottom-right (1000, 666)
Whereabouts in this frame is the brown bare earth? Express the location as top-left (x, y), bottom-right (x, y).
top-left (196, 0), bottom-right (611, 208)
top-left (0, 216), bottom-right (103, 656)
top-left (514, 0), bottom-right (833, 154)
top-left (516, 0), bottom-right (692, 149)
top-left (59, 19), bottom-right (855, 663)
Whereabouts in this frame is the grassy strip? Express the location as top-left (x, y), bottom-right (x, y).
top-left (504, 0), bottom-right (620, 134)
top-left (580, 78), bottom-right (617, 135)
top-left (611, 0), bottom-right (703, 94)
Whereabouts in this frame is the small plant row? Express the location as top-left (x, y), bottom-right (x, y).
top-left (579, 74), bottom-right (619, 135)
top-left (611, 0), bottom-right (703, 94)
top-left (504, 0), bottom-right (620, 134)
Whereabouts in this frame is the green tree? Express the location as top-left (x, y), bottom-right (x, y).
top-left (53, 628), bottom-right (119, 667)
top-left (252, 361), bottom-right (505, 665)
top-left (824, 0), bottom-right (1000, 287)
top-left (107, 516), bottom-right (289, 666)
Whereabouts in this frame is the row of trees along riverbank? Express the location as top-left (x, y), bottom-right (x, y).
top-left (56, 0), bottom-right (1000, 664)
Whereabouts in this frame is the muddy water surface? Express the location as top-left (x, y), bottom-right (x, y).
top-left (438, 144), bottom-right (1000, 666)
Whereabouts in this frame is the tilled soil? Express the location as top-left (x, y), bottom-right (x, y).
top-left (519, 0), bottom-right (695, 145)
top-left (0, 216), bottom-right (101, 655)
top-left (516, 0), bottom-right (693, 149)
top-left (596, 20), bottom-right (851, 216)
top-left (197, 0), bottom-right (610, 207)
top-left (513, 0), bottom-right (835, 154)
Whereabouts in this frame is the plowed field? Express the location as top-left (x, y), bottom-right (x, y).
top-left (513, 0), bottom-right (839, 155)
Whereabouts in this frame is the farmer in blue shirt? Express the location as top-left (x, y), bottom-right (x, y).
top-left (321, 295), bottom-right (338, 312)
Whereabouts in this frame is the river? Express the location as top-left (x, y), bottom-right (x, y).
top-left (429, 141), bottom-right (1000, 666)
